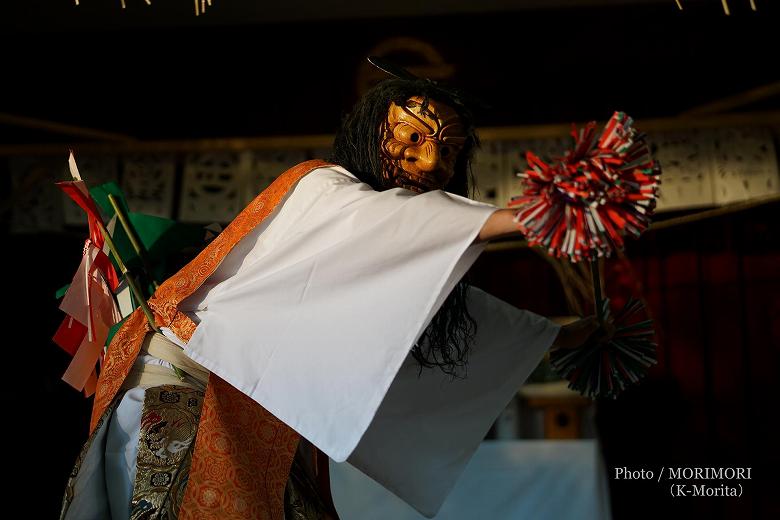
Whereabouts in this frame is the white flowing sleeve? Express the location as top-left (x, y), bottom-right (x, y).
top-left (182, 166), bottom-right (498, 461)
top-left (343, 287), bottom-right (561, 517)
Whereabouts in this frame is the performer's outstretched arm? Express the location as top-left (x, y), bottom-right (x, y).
top-left (476, 208), bottom-right (522, 242)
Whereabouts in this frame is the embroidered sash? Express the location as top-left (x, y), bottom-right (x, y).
top-left (91, 160), bottom-right (332, 519)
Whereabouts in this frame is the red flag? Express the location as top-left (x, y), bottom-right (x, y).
top-left (61, 263), bottom-right (120, 392)
top-left (52, 316), bottom-right (87, 356)
top-left (56, 153), bottom-right (120, 291)
top-left (93, 247), bottom-right (120, 291)
top-left (54, 153), bottom-right (123, 394)
top-left (56, 180), bottom-right (105, 247)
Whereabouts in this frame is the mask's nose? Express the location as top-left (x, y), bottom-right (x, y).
top-left (404, 140), bottom-right (441, 172)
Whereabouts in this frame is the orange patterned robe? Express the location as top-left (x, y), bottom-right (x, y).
top-left (91, 160), bottom-right (332, 520)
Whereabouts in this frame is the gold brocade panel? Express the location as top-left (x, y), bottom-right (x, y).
top-left (131, 385), bottom-right (205, 519)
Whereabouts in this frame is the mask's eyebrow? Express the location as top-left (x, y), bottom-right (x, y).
top-left (400, 104), bottom-right (436, 134)
top-left (406, 97), bottom-right (437, 118)
top-left (438, 121), bottom-right (467, 142)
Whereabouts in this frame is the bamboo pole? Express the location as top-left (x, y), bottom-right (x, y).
top-left (107, 194), bottom-right (160, 289)
top-left (92, 216), bottom-right (158, 333)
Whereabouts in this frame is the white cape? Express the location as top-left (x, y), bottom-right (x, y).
top-left (174, 165), bottom-right (559, 516)
top-left (346, 287), bottom-right (559, 516)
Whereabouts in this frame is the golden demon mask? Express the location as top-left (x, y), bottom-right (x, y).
top-left (380, 96), bottom-right (467, 193)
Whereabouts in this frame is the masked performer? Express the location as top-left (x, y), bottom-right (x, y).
top-left (61, 77), bottom-right (596, 520)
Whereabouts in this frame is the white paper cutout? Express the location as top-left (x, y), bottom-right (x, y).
top-left (651, 130), bottom-right (716, 211)
top-left (244, 150), bottom-right (308, 205)
top-left (179, 153), bottom-right (244, 223)
top-left (471, 141), bottom-right (505, 205)
top-left (121, 154), bottom-right (176, 218)
top-left (711, 127), bottom-right (779, 204)
top-left (9, 157), bottom-right (65, 233)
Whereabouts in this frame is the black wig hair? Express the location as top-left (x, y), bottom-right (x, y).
top-left (329, 78), bottom-right (480, 377)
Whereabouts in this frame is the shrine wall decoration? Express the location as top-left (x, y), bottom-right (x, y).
top-left (3, 122), bottom-right (779, 232)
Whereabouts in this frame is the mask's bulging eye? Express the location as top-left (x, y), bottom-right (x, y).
top-left (393, 123), bottom-right (427, 145)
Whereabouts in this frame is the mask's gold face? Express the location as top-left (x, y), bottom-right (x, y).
top-left (380, 96), bottom-right (467, 193)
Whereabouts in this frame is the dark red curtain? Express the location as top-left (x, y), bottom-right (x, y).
top-left (472, 201), bottom-right (780, 520)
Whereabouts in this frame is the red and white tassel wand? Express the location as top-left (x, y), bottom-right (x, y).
top-left (511, 112), bottom-right (661, 398)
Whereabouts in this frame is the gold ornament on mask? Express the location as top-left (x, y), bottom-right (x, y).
top-left (380, 96), bottom-right (467, 193)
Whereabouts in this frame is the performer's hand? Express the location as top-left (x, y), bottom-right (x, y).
top-left (551, 316), bottom-right (601, 350)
